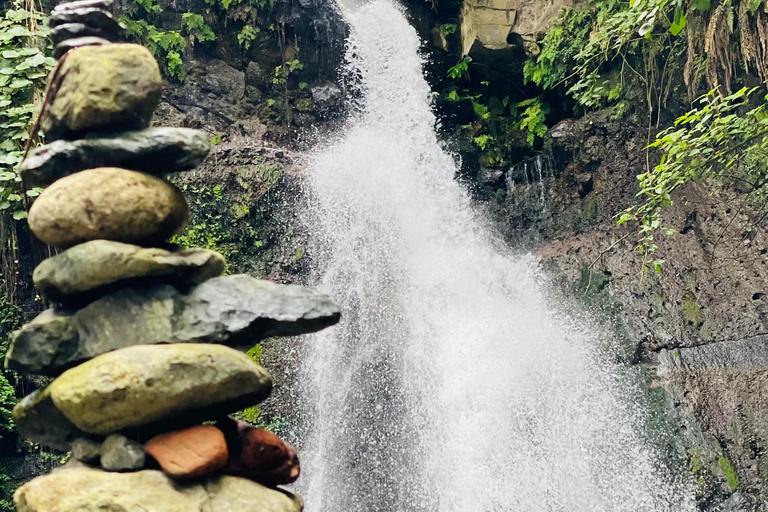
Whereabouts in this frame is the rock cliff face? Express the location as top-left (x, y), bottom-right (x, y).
top-left (483, 110), bottom-right (768, 510)
top-left (460, 0), bottom-right (571, 57)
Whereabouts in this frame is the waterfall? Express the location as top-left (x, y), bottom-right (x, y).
top-left (296, 0), bottom-right (694, 510)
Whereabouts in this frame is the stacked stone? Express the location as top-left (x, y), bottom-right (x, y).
top-left (5, 3), bottom-right (341, 511)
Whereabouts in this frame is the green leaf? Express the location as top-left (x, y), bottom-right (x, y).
top-left (669, 7), bottom-right (686, 35)
top-left (8, 78), bottom-right (31, 88)
top-left (693, 0), bottom-right (711, 10)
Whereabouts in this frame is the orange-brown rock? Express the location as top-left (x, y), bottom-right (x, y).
top-left (144, 425), bottom-right (228, 479)
top-left (217, 418), bottom-right (300, 486)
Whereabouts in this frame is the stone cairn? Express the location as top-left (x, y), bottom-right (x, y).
top-left (5, 2), bottom-right (341, 510)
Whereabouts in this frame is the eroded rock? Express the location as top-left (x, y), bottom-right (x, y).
top-left (144, 425), bottom-right (228, 479)
top-left (28, 167), bottom-right (189, 248)
top-left (6, 274), bottom-right (340, 375)
top-left (42, 44), bottom-right (161, 139)
top-left (33, 240), bottom-right (224, 302)
top-left (21, 127), bottom-right (211, 188)
top-left (48, 344), bottom-right (272, 435)
top-left (13, 467), bottom-right (303, 512)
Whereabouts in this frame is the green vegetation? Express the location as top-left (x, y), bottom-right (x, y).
top-left (0, 3), bottom-right (53, 221)
top-left (170, 183), bottom-right (239, 264)
top-left (524, 0), bottom-right (768, 263)
top-left (233, 344), bottom-right (289, 434)
top-left (121, 0), bottom-right (276, 81)
top-left (237, 25), bottom-right (259, 49)
top-left (718, 453), bottom-right (740, 491)
top-left (121, 17), bottom-right (186, 80)
top-left (181, 13), bottom-right (216, 46)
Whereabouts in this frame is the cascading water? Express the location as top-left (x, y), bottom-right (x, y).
top-left (296, 0), bottom-right (695, 510)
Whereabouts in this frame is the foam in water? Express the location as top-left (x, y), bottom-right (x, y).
top-left (296, 1), bottom-right (695, 510)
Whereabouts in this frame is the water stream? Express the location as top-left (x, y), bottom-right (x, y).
top-left (296, 0), bottom-right (695, 510)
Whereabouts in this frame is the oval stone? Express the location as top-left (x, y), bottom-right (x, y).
top-left (41, 44), bottom-right (161, 139)
top-left (48, 344), bottom-right (272, 435)
top-left (28, 168), bottom-right (189, 248)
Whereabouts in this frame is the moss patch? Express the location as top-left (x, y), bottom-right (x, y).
top-left (718, 454), bottom-right (740, 492)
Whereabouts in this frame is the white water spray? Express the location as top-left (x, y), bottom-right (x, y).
top-left (297, 1), bottom-right (695, 510)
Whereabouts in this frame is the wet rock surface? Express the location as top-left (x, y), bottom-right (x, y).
top-left (21, 127), bottom-right (211, 188)
top-left (13, 468), bottom-right (304, 512)
top-left (33, 240), bottom-right (224, 302)
top-left (7, 274), bottom-right (340, 375)
top-left (42, 44), bottom-right (161, 139)
top-left (28, 167), bottom-right (189, 248)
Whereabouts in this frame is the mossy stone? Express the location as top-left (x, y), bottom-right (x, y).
top-left (48, 344), bottom-right (272, 435)
top-left (41, 44), bottom-right (161, 140)
top-left (33, 240), bottom-right (224, 302)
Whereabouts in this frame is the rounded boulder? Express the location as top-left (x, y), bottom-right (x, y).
top-left (29, 168), bottom-right (189, 248)
top-left (41, 44), bottom-right (161, 139)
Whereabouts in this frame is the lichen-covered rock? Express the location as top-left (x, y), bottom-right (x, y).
top-left (6, 275), bottom-right (340, 376)
top-left (218, 418), bottom-right (300, 486)
top-left (12, 388), bottom-right (86, 451)
top-left (21, 128), bottom-right (211, 188)
top-left (100, 434), bottom-right (145, 471)
top-left (48, 344), bottom-right (272, 435)
top-left (144, 425), bottom-right (228, 479)
top-left (33, 240), bottom-right (224, 302)
top-left (41, 44), bottom-right (161, 139)
top-left (28, 167), bottom-right (189, 248)
top-left (14, 468), bottom-right (303, 512)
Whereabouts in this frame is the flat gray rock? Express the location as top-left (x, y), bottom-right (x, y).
top-left (34, 240), bottom-right (224, 303)
top-left (6, 274), bottom-right (340, 376)
top-left (21, 128), bottom-right (211, 188)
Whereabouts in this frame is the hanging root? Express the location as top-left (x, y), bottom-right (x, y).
top-left (685, 16), bottom-right (707, 100)
top-left (755, 7), bottom-right (768, 80)
top-left (705, 2), bottom-right (735, 94)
